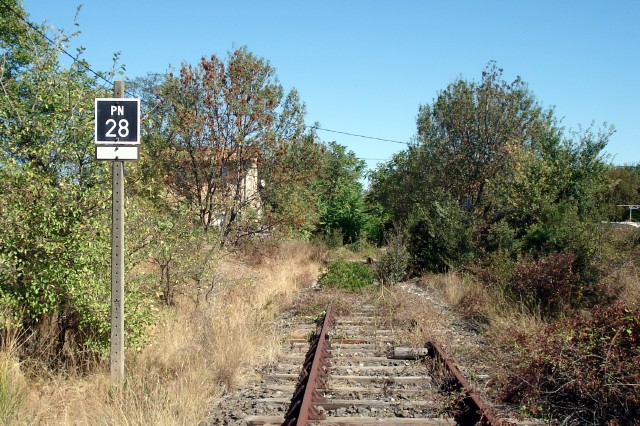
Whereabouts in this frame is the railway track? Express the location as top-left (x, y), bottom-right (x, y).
top-left (240, 300), bottom-right (521, 426)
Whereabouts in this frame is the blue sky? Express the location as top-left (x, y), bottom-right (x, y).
top-left (23, 0), bottom-right (640, 170)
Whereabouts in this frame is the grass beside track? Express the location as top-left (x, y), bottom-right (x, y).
top-left (0, 240), bottom-right (323, 425)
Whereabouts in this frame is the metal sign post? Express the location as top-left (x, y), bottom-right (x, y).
top-left (110, 81), bottom-right (126, 386)
top-left (111, 156), bottom-right (125, 384)
top-left (95, 80), bottom-right (140, 386)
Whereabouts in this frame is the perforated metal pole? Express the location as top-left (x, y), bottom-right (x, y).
top-left (110, 80), bottom-right (125, 385)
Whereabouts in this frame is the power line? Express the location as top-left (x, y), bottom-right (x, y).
top-left (309, 125), bottom-right (409, 145)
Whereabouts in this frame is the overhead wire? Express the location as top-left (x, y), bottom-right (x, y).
top-left (308, 125), bottom-right (409, 145)
top-left (2, 0), bottom-right (407, 155)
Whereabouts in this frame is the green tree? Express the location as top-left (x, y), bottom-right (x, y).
top-left (606, 165), bottom-right (640, 221)
top-left (369, 63), bottom-right (613, 271)
top-left (259, 120), bottom-right (325, 239)
top-left (368, 147), bottom-right (430, 224)
top-left (315, 142), bottom-right (370, 243)
top-left (0, 0), bottom-right (48, 79)
top-left (0, 3), bottom-right (151, 363)
top-left (489, 123), bottom-right (612, 255)
top-left (407, 194), bottom-right (474, 272)
top-left (414, 62), bottom-right (551, 221)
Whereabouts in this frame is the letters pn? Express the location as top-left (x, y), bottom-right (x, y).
top-left (110, 105), bottom-right (124, 115)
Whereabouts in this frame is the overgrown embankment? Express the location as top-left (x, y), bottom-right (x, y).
top-left (0, 240), bottom-right (324, 425)
top-left (421, 227), bottom-right (640, 424)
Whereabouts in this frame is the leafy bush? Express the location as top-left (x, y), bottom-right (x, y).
top-left (345, 238), bottom-right (378, 259)
top-left (321, 183), bottom-right (369, 245)
top-left (502, 302), bottom-right (640, 424)
top-left (407, 201), bottom-right (474, 272)
top-left (376, 229), bottom-right (410, 285)
top-left (485, 219), bottom-right (521, 258)
top-left (361, 203), bottom-right (388, 244)
top-left (474, 249), bottom-right (517, 290)
top-left (320, 229), bottom-right (345, 250)
top-left (136, 205), bottom-right (219, 306)
top-left (0, 173), bottom-right (160, 365)
top-left (319, 259), bottom-right (374, 291)
top-left (0, 175), bottom-right (109, 362)
top-left (521, 203), bottom-right (584, 255)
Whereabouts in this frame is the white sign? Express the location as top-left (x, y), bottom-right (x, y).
top-left (96, 145), bottom-right (139, 161)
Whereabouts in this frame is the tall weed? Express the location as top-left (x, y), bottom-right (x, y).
top-left (376, 229), bottom-right (410, 285)
top-left (0, 326), bottom-right (25, 425)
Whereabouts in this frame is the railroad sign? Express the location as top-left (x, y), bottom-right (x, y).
top-left (95, 98), bottom-right (140, 144)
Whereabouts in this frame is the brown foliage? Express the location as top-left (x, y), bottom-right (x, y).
top-left (502, 302), bottom-right (640, 424)
top-left (509, 252), bottom-right (583, 316)
top-left (153, 47), bottom-right (318, 239)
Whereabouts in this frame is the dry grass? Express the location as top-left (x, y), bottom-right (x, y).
top-left (374, 286), bottom-right (446, 348)
top-left (425, 272), bottom-right (495, 329)
top-left (615, 266), bottom-right (640, 308)
top-left (419, 272), bottom-right (546, 359)
top-left (8, 239), bottom-right (322, 425)
top-left (0, 324), bottom-right (26, 426)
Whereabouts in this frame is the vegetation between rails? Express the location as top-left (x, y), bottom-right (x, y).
top-left (318, 259), bottom-right (374, 291)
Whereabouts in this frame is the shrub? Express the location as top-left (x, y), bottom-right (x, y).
top-left (321, 229), bottom-right (345, 250)
top-left (0, 174), bottom-right (115, 365)
top-left (407, 201), bottom-right (474, 272)
top-left (502, 302), bottom-right (640, 424)
top-left (508, 251), bottom-right (612, 317)
top-left (474, 249), bottom-right (517, 290)
top-left (485, 219), bottom-right (521, 257)
top-left (362, 203), bottom-right (388, 244)
top-left (319, 259), bottom-right (374, 291)
top-left (508, 252), bottom-right (580, 316)
top-left (345, 238), bottom-right (378, 259)
top-left (376, 229), bottom-right (410, 285)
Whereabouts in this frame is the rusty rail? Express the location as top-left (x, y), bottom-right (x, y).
top-left (282, 304), bottom-right (335, 426)
top-left (426, 341), bottom-right (513, 426)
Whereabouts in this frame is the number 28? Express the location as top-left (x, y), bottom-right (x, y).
top-left (105, 119), bottom-right (130, 138)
